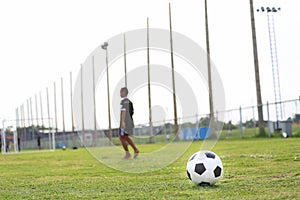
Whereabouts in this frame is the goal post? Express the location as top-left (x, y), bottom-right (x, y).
top-left (1, 118), bottom-right (55, 154)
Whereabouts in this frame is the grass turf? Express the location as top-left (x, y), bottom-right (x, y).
top-left (0, 138), bottom-right (299, 199)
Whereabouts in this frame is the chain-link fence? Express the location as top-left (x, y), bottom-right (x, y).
top-left (34, 97), bottom-right (300, 148)
top-left (3, 98), bottom-right (300, 151)
top-left (218, 98), bottom-right (300, 139)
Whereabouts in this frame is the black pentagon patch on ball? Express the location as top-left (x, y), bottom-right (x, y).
top-left (205, 152), bottom-right (215, 159)
top-left (187, 170), bottom-right (192, 180)
top-left (194, 163), bottom-right (206, 175)
top-left (189, 154), bottom-right (197, 161)
top-left (214, 166), bottom-right (222, 177)
top-left (198, 182), bottom-right (211, 186)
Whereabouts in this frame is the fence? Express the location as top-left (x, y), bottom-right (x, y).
top-left (2, 98), bottom-right (300, 151)
top-left (216, 98), bottom-right (300, 139)
top-left (77, 97), bottom-right (300, 147)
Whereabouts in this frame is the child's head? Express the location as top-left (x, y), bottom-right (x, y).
top-left (120, 87), bottom-right (128, 98)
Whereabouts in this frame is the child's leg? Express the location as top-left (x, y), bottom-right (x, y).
top-left (125, 136), bottom-right (138, 152)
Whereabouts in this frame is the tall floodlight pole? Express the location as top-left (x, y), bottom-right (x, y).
top-left (204, 0), bottom-right (215, 136)
top-left (123, 33), bottom-right (128, 87)
top-left (53, 82), bottom-right (58, 133)
top-left (61, 77), bottom-right (66, 141)
top-left (169, 3), bottom-right (178, 136)
top-left (92, 56), bottom-right (97, 136)
top-left (249, 0), bottom-right (265, 136)
top-left (257, 6), bottom-right (282, 129)
top-left (147, 17), bottom-right (154, 143)
top-left (80, 64), bottom-right (85, 134)
top-left (101, 42), bottom-right (112, 142)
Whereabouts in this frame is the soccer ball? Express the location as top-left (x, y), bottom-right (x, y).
top-left (186, 150), bottom-right (223, 186)
top-left (62, 146), bottom-right (66, 150)
top-left (282, 132), bottom-right (288, 138)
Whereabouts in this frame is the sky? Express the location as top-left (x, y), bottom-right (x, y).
top-left (0, 0), bottom-right (299, 130)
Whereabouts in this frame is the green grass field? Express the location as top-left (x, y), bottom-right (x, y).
top-left (0, 138), bottom-right (300, 199)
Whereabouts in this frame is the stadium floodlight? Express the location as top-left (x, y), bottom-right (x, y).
top-left (256, 6), bottom-right (283, 129)
top-left (256, 7), bottom-right (281, 13)
top-left (101, 42), bottom-right (112, 142)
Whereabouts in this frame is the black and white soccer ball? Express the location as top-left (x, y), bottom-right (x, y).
top-left (186, 150), bottom-right (223, 186)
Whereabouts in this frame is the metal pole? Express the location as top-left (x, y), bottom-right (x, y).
top-left (239, 106), bottom-right (244, 138)
top-left (15, 107), bottom-right (19, 148)
top-left (250, 0), bottom-right (265, 136)
top-left (16, 107), bottom-right (20, 132)
top-left (123, 33), bottom-right (128, 87)
top-left (267, 12), bottom-right (279, 125)
top-left (80, 64), bottom-right (85, 134)
top-left (169, 3), bottom-right (178, 136)
top-left (21, 104), bottom-right (26, 143)
top-left (39, 91), bottom-right (44, 132)
top-left (204, 0), bottom-right (215, 137)
top-left (91, 56), bottom-right (97, 147)
top-left (267, 9), bottom-right (283, 124)
top-left (29, 97), bottom-right (33, 126)
top-left (26, 99), bottom-right (30, 126)
top-left (29, 97), bottom-right (34, 140)
top-left (252, 106), bottom-right (256, 136)
top-left (272, 12), bottom-right (284, 120)
top-left (53, 82), bottom-right (58, 133)
top-left (147, 17), bottom-right (154, 143)
top-left (46, 87), bottom-right (51, 149)
top-left (70, 71), bottom-right (76, 148)
top-left (105, 48), bottom-right (112, 142)
top-left (70, 72), bottom-right (75, 134)
top-left (267, 101), bottom-right (271, 137)
top-left (92, 57), bottom-right (97, 137)
top-left (70, 72), bottom-right (76, 148)
top-left (52, 118), bottom-right (55, 151)
top-left (35, 94), bottom-right (39, 127)
top-left (61, 77), bottom-right (66, 141)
